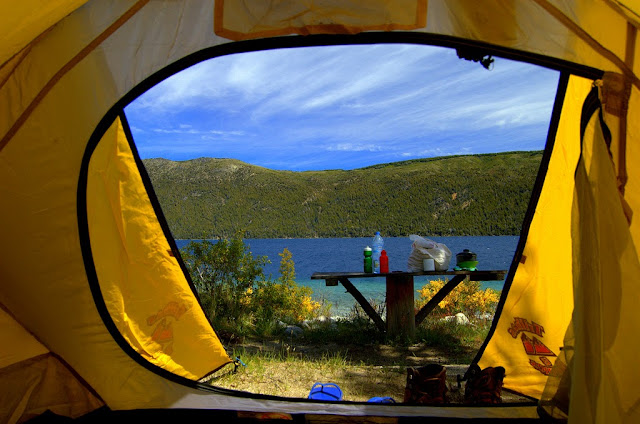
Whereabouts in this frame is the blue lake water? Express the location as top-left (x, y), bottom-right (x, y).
top-left (176, 236), bottom-right (518, 316)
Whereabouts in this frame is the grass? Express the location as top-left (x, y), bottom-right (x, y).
top-left (206, 316), bottom-right (496, 402)
top-left (416, 319), bottom-right (492, 364)
top-left (209, 345), bottom-right (407, 401)
top-left (201, 279), bottom-right (504, 402)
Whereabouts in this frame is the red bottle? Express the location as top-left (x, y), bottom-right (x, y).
top-left (380, 250), bottom-right (389, 273)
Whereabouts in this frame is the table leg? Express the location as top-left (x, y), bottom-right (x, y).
top-left (338, 277), bottom-right (386, 333)
top-left (414, 275), bottom-right (466, 327)
top-left (386, 274), bottom-right (415, 339)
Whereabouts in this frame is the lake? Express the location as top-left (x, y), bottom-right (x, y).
top-left (176, 236), bottom-right (518, 316)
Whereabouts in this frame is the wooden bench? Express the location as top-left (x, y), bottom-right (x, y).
top-left (311, 270), bottom-right (506, 339)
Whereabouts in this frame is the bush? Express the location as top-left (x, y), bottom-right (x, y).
top-left (181, 235), bottom-right (268, 326)
top-left (415, 278), bottom-right (500, 320)
top-left (250, 248), bottom-right (329, 324)
top-left (181, 237), bottom-right (328, 334)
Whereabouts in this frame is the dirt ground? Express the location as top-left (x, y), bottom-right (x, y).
top-left (207, 338), bottom-right (531, 404)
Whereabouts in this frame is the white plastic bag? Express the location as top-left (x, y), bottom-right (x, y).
top-left (407, 235), bottom-right (452, 272)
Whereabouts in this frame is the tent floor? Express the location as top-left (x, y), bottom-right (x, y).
top-left (27, 407), bottom-right (550, 423)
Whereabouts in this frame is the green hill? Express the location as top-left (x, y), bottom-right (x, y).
top-left (142, 151), bottom-right (542, 239)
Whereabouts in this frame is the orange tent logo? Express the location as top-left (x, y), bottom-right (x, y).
top-left (508, 317), bottom-right (556, 375)
top-left (147, 301), bottom-right (188, 354)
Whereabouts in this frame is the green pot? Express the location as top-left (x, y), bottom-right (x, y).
top-left (456, 260), bottom-right (479, 270)
top-left (456, 249), bottom-right (478, 270)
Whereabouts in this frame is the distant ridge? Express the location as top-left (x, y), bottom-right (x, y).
top-left (143, 151), bottom-right (542, 239)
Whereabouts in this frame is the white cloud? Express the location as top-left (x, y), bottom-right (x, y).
top-left (152, 128), bottom-right (246, 136)
top-left (127, 43), bottom-right (559, 170)
top-left (399, 147), bottom-right (461, 158)
top-left (326, 143), bottom-right (384, 152)
top-left (129, 125), bottom-right (145, 133)
top-left (131, 44), bottom-right (446, 117)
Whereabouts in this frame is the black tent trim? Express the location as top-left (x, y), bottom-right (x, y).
top-left (466, 71), bottom-right (574, 382)
top-left (77, 30), bottom-right (603, 406)
top-left (117, 112), bottom-right (206, 306)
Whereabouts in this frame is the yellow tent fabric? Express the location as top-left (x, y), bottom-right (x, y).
top-left (1, 2), bottom-right (234, 420)
top-left (568, 88), bottom-right (640, 423)
top-left (0, 0), bottom-right (88, 66)
top-left (1, 1), bottom-right (640, 422)
top-left (87, 116), bottom-right (231, 380)
top-left (0, 306), bottom-right (48, 370)
top-left (214, 0), bottom-right (428, 40)
top-left (477, 74), bottom-right (592, 398)
top-left (0, 306), bottom-right (104, 423)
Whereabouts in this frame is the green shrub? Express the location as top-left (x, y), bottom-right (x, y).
top-left (181, 235), bottom-right (268, 326)
top-left (181, 237), bottom-right (329, 335)
top-left (250, 248), bottom-right (329, 325)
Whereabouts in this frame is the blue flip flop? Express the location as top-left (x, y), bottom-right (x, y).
top-left (367, 396), bottom-right (396, 403)
top-left (308, 382), bottom-right (343, 401)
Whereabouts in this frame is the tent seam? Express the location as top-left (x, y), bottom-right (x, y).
top-left (0, 38), bottom-right (38, 92)
top-left (604, 0), bottom-right (640, 28)
top-left (0, 298), bottom-right (54, 360)
top-left (533, 0), bottom-right (640, 90)
top-left (617, 22), bottom-right (635, 194)
top-left (0, 0), bottom-right (150, 154)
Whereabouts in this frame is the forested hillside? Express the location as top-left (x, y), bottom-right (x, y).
top-left (143, 151), bottom-right (542, 239)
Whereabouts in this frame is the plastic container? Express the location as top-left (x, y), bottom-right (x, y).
top-left (423, 258), bottom-right (435, 271)
top-left (363, 246), bottom-right (373, 273)
top-left (371, 232), bottom-right (384, 273)
top-left (380, 250), bottom-right (389, 273)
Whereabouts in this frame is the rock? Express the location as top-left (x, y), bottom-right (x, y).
top-left (314, 316), bottom-right (339, 329)
top-left (283, 325), bottom-right (303, 338)
top-left (441, 312), bottom-right (470, 325)
top-left (454, 313), bottom-right (470, 325)
top-left (325, 318), bottom-right (338, 330)
top-left (475, 312), bottom-right (494, 320)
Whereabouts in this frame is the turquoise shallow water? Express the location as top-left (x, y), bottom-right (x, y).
top-left (176, 236), bottom-right (518, 316)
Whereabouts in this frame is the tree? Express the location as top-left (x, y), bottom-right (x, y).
top-left (252, 247), bottom-right (324, 324)
top-left (182, 239), bottom-right (326, 333)
top-left (279, 248), bottom-right (296, 287)
top-left (180, 234), bottom-right (269, 325)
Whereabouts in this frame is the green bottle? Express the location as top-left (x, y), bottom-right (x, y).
top-left (364, 246), bottom-right (373, 273)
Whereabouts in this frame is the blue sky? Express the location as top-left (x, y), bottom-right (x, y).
top-left (125, 44), bottom-right (559, 171)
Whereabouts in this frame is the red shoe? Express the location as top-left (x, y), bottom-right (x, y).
top-left (404, 364), bottom-right (448, 404)
top-left (464, 364), bottom-right (506, 404)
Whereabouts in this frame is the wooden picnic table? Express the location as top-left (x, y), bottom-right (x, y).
top-left (311, 270), bottom-right (506, 339)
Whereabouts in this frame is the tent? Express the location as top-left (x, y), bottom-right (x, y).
top-left (1, 1), bottom-right (639, 422)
